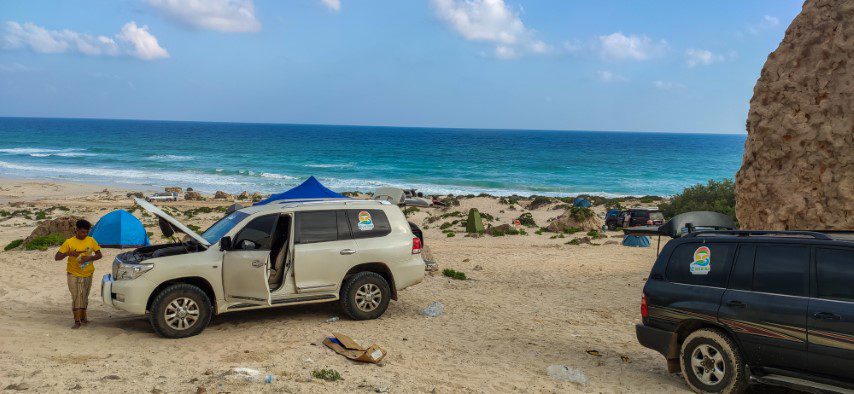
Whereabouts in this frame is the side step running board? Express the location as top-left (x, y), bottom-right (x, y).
top-left (753, 374), bottom-right (854, 394)
top-left (228, 294), bottom-right (336, 310)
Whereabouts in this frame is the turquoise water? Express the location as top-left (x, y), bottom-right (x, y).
top-left (0, 117), bottom-right (745, 197)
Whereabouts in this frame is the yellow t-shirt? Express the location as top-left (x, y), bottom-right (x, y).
top-left (59, 236), bottom-right (101, 278)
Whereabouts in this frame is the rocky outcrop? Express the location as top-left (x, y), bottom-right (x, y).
top-left (237, 191), bottom-right (250, 201)
top-left (736, 0), bottom-right (853, 230)
top-left (213, 191), bottom-right (232, 200)
top-left (546, 207), bottom-right (602, 233)
top-left (185, 191), bottom-right (204, 201)
top-left (23, 216), bottom-right (82, 245)
top-left (165, 187), bottom-right (182, 194)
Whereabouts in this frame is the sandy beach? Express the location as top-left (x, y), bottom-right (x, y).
top-left (0, 178), bottom-right (689, 393)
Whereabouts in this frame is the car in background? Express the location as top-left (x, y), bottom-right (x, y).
top-left (146, 192), bottom-right (180, 202)
top-left (605, 208), bottom-right (665, 230)
top-left (634, 212), bottom-right (854, 393)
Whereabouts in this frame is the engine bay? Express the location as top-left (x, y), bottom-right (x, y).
top-left (117, 242), bottom-right (205, 264)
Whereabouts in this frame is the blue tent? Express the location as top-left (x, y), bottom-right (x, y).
top-left (255, 176), bottom-right (349, 205)
top-left (573, 197), bottom-right (592, 208)
top-left (622, 235), bottom-right (650, 247)
top-left (91, 210), bottom-right (150, 248)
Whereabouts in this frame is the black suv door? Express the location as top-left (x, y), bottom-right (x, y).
top-left (719, 243), bottom-right (810, 371)
top-left (808, 247), bottom-right (854, 381)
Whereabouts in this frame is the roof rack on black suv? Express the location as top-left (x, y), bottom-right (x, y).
top-left (634, 212), bottom-right (854, 393)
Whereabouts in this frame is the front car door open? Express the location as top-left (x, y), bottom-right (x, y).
top-left (222, 214), bottom-right (279, 305)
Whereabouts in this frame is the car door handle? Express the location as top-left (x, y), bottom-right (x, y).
top-left (726, 300), bottom-right (746, 308)
top-left (813, 312), bottom-right (841, 321)
top-left (251, 260), bottom-right (264, 268)
top-left (339, 249), bottom-right (356, 255)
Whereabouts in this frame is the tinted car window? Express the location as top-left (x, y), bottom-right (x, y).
top-left (816, 248), bottom-right (854, 302)
top-left (346, 209), bottom-right (392, 239)
top-left (665, 242), bottom-right (734, 287)
top-left (752, 244), bottom-right (809, 297)
top-left (234, 214), bottom-right (277, 250)
top-left (728, 244), bottom-right (756, 291)
top-left (296, 211), bottom-right (339, 244)
top-left (649, 212), bottom-right (664, 221)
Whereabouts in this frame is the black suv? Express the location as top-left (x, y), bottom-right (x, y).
top-left (633, 212), bottom-right (853, 393)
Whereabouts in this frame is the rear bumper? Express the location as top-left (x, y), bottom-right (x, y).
top-left (636, 324), bottom-right (677, 359)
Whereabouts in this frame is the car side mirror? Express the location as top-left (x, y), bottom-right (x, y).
top-left (220, 236), bottom-right (232, 251)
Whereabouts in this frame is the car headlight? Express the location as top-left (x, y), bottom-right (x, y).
top-left (116, 262), bottom-right (154, 280)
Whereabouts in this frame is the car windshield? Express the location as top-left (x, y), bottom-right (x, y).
top-left (650, 211), bottom-right (665, 221)
top-left (201, 211), bottom-right (249, 244)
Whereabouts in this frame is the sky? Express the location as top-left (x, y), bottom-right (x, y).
top-left (0, 0), bottom-right (803, 133)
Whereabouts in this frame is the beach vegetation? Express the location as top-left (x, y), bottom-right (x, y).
top-left (551, 203), bottom-right (571, 211)
top-left (562, 227), bottom-right (582, 234)
top-left (4, 239), bottom-right (23, 251)
top-left (126, 192), bottom-right (144, 199)
top-left (477, 193), bottom-right (492, 198)
top-left (446, 232), bottom-right (456, 237)
top-left (402, 206), bottom-right (420, 216)
top-left (186, 224), bottom-right (202, 233)
top-left (499, 196), bottom-right (520, 205)
top-left (25, 233), bottom-right (65, 251)
top-left (527, 196), bottom-right (553, 210)
top-left (568, 207), bottom-right (594, 221)
top-left (34, 211), bottom-right (47, 220)
top-left (516, 213), bottom-right (537, 227)
top-left (438, 196), bottom-right (460, 206)
top-left (659, 179), bottom-right (735, 222)
top-left (53, 206), bottom-right (70, 212)
top-left (442, 269), bottom-right (467, 280)
top-left (479, 212), bottom-right (494, 221)
top-left (311, 369), bottom-right (341, 382)
top-left (535, 229), bottom-right (543, 235)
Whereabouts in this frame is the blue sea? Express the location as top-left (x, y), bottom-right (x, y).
top-left (0, 117), bottom-right (745, 197)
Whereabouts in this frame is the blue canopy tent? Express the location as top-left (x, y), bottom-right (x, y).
top-left (255, 176), bottom-right (349, 205)
top-left (573, 197), bottom-right (592, 208)
top-left (622, 235), bottom-right (650, 247)
top-left (91, 210), bottom-right (150, 248)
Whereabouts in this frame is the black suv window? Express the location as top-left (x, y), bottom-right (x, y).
top-left (234, 214), bottom-right (278, 250)
top-left (752, 244), bottom-right (809, 297)
top-left (346, 209), bottom-right (391, 239)
top-left (296, 211), bottom-right (339, 244)
top-left (816, 248), bottom-right (854, 302)
top-left (665, 242), bottom-right (734, 287)
top-left (728, 244), bottom-right (756, 291)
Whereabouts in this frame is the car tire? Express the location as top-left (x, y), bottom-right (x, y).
top-left (607, 223), bottom-right (616, 231)
top-left (680, 328), bottom-right (748, 394)
top-left (339, 271), bottom-right (391, 320)
top-left (149, 283), bottom-right (212, 339)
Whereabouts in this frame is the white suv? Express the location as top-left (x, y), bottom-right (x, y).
top-left (101, 198), bottom-right (425, 338)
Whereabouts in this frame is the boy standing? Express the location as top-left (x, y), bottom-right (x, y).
top-left (54, 219), bottom-right (103, 329)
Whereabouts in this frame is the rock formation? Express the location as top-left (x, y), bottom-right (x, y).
top-left (546, 207), bottom-right (602, 233)
top-left (736, 0), bottom-right (853, 230)
top-left (24, 216), bottom-right (83, 245)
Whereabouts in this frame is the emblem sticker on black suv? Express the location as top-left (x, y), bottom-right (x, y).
top-left (690, 246), bottom-right (711, 275)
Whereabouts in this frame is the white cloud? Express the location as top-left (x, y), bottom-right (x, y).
top-left (117, 22), bottom-right (170, 60)
top-left (653, 80), bottom-right (685, 90)
top-left (1, 21), bottom-right (168, 60)
top-left (598, 32), bottom-right (667, 61)
top-left (147, 0), bottom-right (261, 33)
top-left (320, 0), bottom-right (341, 12)
top-left (597, 70), bottom-right (627, 83)
top-left (685, 48), bottom-right (724, 67)
top-left (748, 15), bottom-right (780, 35)
top-left (431, 0), bottom-right (550, 59)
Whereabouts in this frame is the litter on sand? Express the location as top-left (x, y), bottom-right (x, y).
top-left (547, 365), bottom-right (587, 385)
top-left (323, 332), bottom-right (387, 364)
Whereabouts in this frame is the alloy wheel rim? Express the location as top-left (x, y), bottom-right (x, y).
top-left (690, 344), bottom-right (726, 385)
top-left (355, 283), bottom-right (382, 312)
top-left (164, 297), bottom-right (200, 330)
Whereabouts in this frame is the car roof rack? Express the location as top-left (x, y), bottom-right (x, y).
top-left (684, 230), bottom-right (833, 240)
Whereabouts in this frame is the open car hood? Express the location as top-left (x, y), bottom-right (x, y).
top-left (133, 197), bottom-right (211, 247)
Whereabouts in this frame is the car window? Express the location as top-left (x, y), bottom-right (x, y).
top-left (234, 214), bottom-right (278, 250)
top-left (649, 212), bottom-right (664, 221)
top-left (728, 244), bottom-right (756, 291)
top-left (346, 209), bottom-right (392, 239)
top-left (296, 211), bottom-right (339, 244)
top-left (752, 244), bottom-right (809, 297)
top-left (665, 242), bottom-right (734, 287)
top-left (202, 211), bottom-right (249, 244)
top-left (633, 211), bottom-right (649, 218)
top-left (816, 248), bottom-right (854, 302)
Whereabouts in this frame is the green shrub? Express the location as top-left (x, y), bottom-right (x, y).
top-left (516, 213), bottom-right (537, 227)
top-left (186, 224), bottom-right (201, 233)
top-left (527, 196), bottom-right (553, 210)
top-left (25, 233), bottom-right (66, 251)
top-left (311, 369), bottom-right (341, 382)
top-left (446, 232), bottom-right (456, 237)
top-left (566, 239), bottom-right (581, 245)
top-left (535, 229), bottom-right (543, 235)
top-left (479, 212), bottom-right (494, 221)
top-left (587, 230), bottom-right (605, 238)
top-left (4, 239), bottom-right (23, 251)
top-left (35, 211), bottom-right (47, 220)
top-left (439, 222), bottom-right (453, 230)
top-left (442, 269), bottom-right (467, 280)
top-left (54, 206), bottom-right (70, 212)
top-left (562, 227), bottom-right (581, 234)
top-left (659, 179), bottom-right (736, 223)
top-left (569, 207), bottom-right (594, 221)
top-left (638, 195), bottom-right (661, 204)
top-left (402, 206), bottom-right (420, 216)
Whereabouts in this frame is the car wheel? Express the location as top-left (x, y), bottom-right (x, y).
top-left (680, 328), bottom-right (748, 394)
top-left (607, 223), bottom-right (616, 231)
top-left (340, 271), bottom-right (391, 320)
top-left (149, 283), bottom-right (212, 339)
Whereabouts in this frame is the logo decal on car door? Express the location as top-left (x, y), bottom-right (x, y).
top-left (357, 211), bottom-right (374, 231)
top-left (690, 246), bottom-right (711, 275)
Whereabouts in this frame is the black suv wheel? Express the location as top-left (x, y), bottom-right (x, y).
top-left (680, 328), bottom-right (748, 394)
top-left (340, 271), bottom-right (391, 320)
top-left (149, 284), bottom-right (213, 339)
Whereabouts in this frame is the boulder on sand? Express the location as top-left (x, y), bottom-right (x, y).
top-left (165, 187), bottom-right (182, 194)
top-left (213, 191), bottom-right (232, 200)
top-left (735, 0), bottom-right (853, 230)
top-left (185, 191), bottom-right (204, 201)
top-left (23, 216), bottom-right (83, 245)
top-left (237, 191), bottom-right (250, 201)
top-left (547, 207), bottom-right (601, 233)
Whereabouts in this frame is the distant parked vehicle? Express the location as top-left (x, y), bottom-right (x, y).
top-left (146, 192), bottom-right (179, 202)
top-left (605, 208), bottom-right (665, 230)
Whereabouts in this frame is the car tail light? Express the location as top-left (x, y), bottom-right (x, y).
top-left (641, 293), bottom-right (649, 318)
top-left (646, 219), bottom-right (653, 225)
top-left (412, 237), bottom-right (422, 254)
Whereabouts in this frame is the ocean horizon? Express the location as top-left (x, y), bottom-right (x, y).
top-left (0, 117), bottom-right (746, 197)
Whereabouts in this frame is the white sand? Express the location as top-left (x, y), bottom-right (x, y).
top-left (0, 179), bottom-right (688, 393)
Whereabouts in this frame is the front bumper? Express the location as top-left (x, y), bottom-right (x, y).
top-left (100, 274), bottom-right (154, 315)
top-left (636, 324), bottom-right (678, 359)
